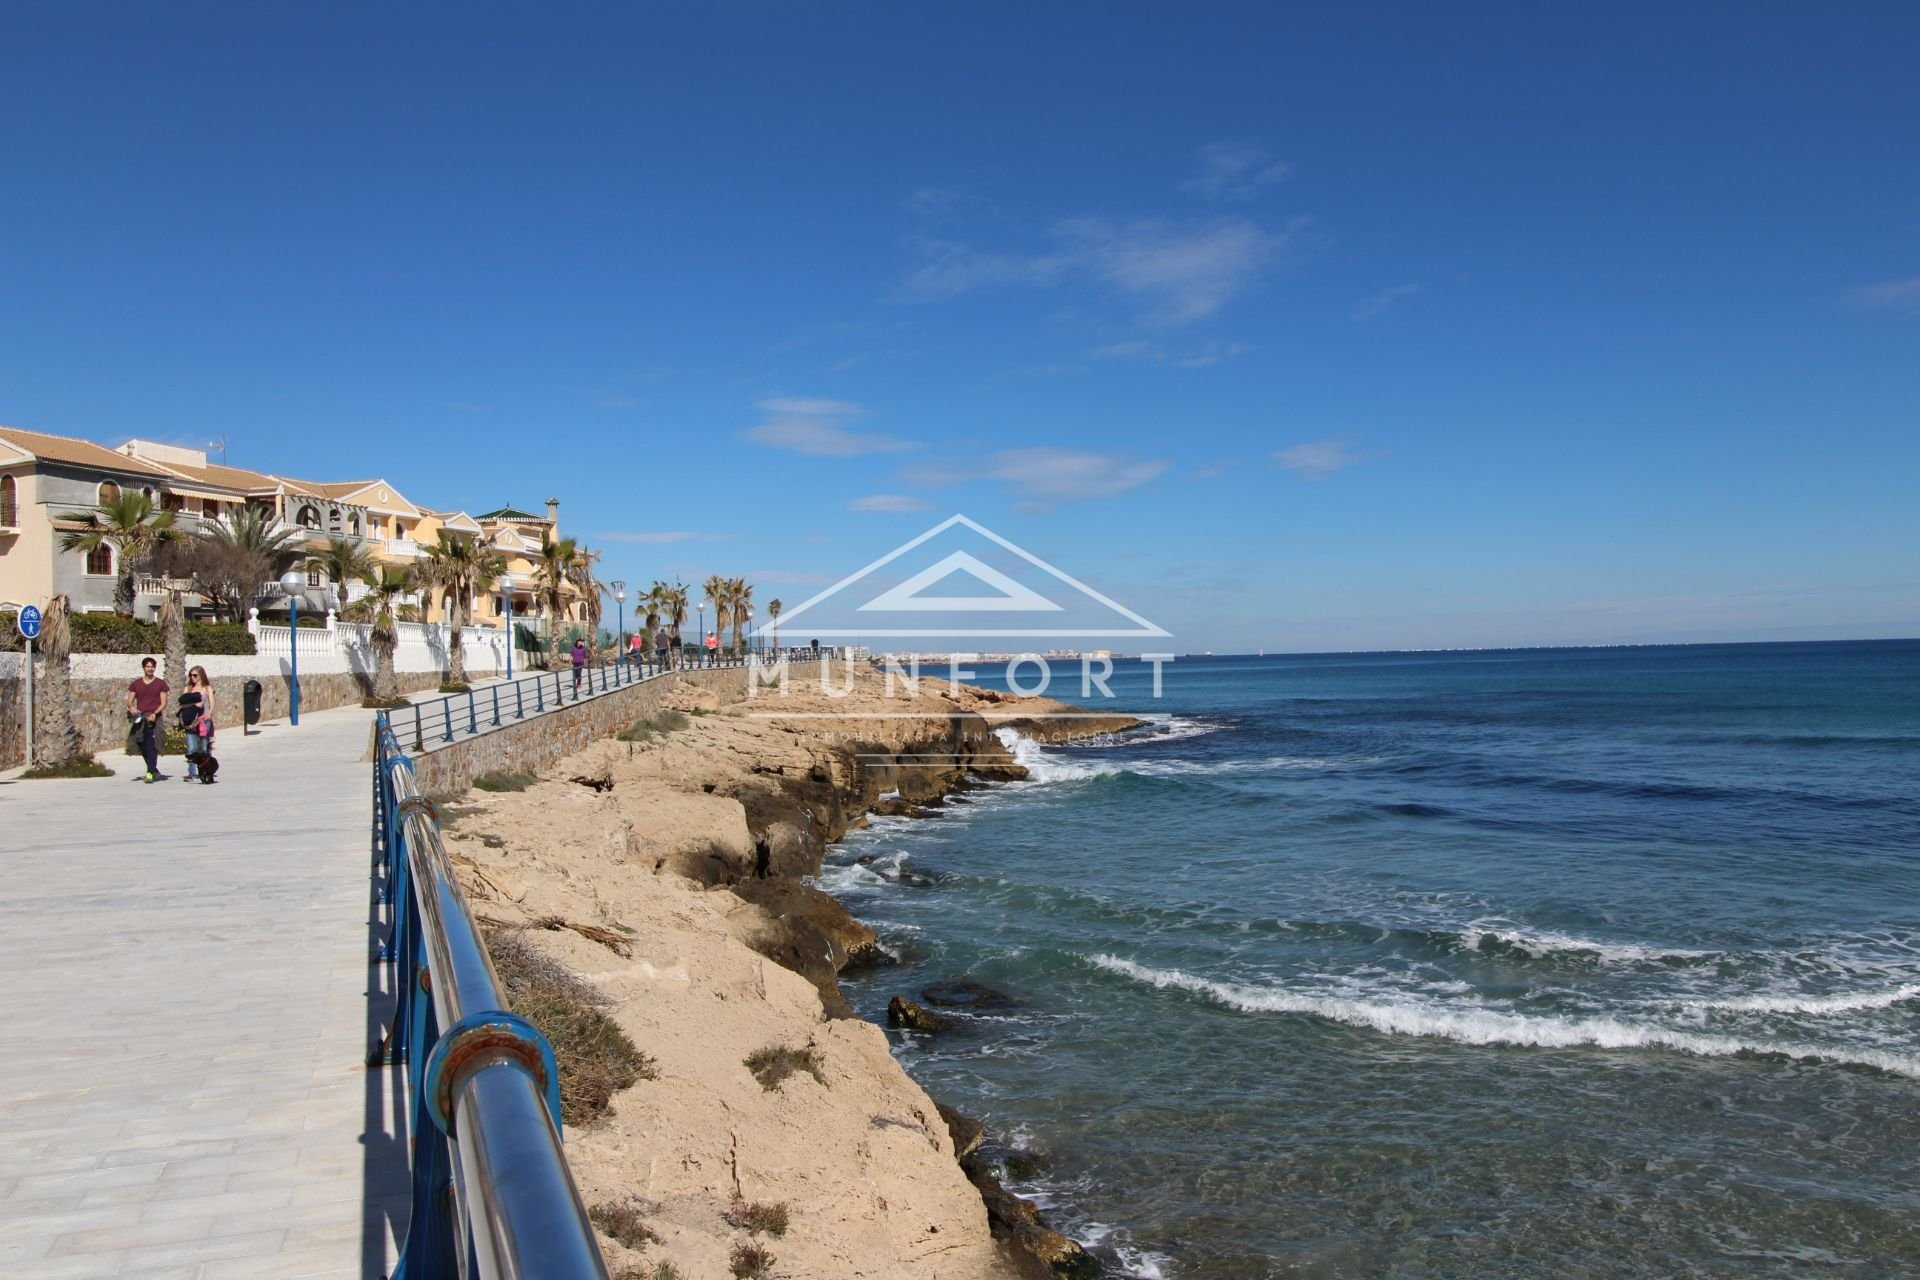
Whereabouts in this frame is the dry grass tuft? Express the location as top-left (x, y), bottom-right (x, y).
top-left (615, 1264), bottom-right (683, 1280)
top-left (725, 1198), bottom-right (790, 1237)
top-left (473, 770), bottom-right (538, 792)
top-left (486, 931), bottom-right (656, 1125)
top-left (589, 1197), bottom-right (662, 1250)
top-left (729, 1241), bottom-right (776, 1278)
top-left (618, 710), bottom-right (692, 743)
top-left (744, 1045), bottom-right (826, 1092)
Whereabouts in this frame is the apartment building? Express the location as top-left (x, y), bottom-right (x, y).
top-left (0, 425), bottom-right (579, 625)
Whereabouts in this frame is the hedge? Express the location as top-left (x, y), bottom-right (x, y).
top-left (0, 611), bottom-right (256, 656)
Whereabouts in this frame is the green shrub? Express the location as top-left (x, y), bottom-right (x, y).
top-left (362, 695), bottom-right (411, 709)
top-left (21, 612), bottom-right (259, 656)
top-left (439, 680), bottom-right (471, 694)
top-left (20, 755), bottom-right (114, 779)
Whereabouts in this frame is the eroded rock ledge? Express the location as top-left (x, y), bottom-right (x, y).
top-left (444, 665), bottom-right (1139, 1278)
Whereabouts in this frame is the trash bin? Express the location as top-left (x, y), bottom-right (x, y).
top-left (243, 679), bottom-right (263, 727)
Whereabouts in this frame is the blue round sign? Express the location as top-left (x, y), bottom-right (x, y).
top-left (17, 605), bottom-right (41, 640)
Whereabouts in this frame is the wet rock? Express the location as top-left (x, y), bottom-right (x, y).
top-left (960, 1154), bottom-right (1098, 1279)
top-left (887, 996), bottom-right (955, 1034)
top-left (921, 979), bottom-right (1019, 1010)
top-left (936, 1102), bottom-right (983, 1159)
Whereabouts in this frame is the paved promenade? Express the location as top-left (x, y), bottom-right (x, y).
top-left (0, 702), bottom-right (408, 1278)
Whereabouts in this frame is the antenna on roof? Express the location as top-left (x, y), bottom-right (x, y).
top-left (205, 435), bottom-right (228, 464)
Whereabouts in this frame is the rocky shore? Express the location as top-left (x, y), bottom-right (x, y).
top-left (443, 664), bottom-right (1139, 1278)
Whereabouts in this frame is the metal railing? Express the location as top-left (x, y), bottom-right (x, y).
top-left (396, 649), bottom-right (838, 752)
top-left (373, 714), bottom-right (610, 1280)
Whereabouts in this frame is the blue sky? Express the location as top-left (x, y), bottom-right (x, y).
top-left (3, 2), bottom-right (1916, 651)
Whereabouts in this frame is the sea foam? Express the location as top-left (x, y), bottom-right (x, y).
top-left (1087, 954), bottom-right (1920, 1078)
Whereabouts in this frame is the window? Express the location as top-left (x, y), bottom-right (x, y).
top-left (98, 481), bottom-right (120, 505)
top-left (0, 475), bottom-right (15, 527)
top-left (296, 504), bottom-right (321, 529)
top-left (307, 570), bottom-right (322, 587)
top-left (203, 498), bottom-right (220, 519)
top-left (161, 492), bottom-right (185, 512)
top-left (86, 544), bottom-right (113, 576)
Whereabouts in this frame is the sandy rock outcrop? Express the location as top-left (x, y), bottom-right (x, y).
top-left (440, 666), bottom-right (1134, 1277)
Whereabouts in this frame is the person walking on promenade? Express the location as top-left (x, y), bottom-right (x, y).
top-left (126, 656), bottom-right (169, 783)
top-left (704, 630), bottom-right (719, 666)
top-left (656, 628), bottom-right (671, 673)
top-left (177, 666), bottom-right (215, 783)
top-left (571, 637), bottom-right (588, 695)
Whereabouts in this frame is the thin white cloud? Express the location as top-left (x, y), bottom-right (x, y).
top-left (1848, 275), bottom-right (1920, 312)
top-left (1273, 440), bottom-right (1365, 481)
top-left (903, 217), bottom-right (1294, 326)
top-left (1061, 216), bottom-right (1287, 325)
top-left (1091, 339), bottom-right (1253, 367)
top-left (989, 448), bottom-right (1170, 501)
top-left (894, 448), bottom-right (1170, 506)
top-left (848, 494), bottom-right (932, 513)
top-left (742, 397), bottom-right (917, 456)
top-left (596, 530), bottom-right (736, 543)
top-left (1353, 283), bottom-right (1424, 322)
top-left (1182, 141), bottom-right (1292, 200)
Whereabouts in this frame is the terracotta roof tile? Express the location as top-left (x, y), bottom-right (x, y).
top-left (0, 426), bottom-right (175, 478)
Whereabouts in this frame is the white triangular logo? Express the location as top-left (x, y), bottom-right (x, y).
top-left (859, 550), bottom-right (1062, 612)
top-left (760, 514), bottom-right (1170, 638)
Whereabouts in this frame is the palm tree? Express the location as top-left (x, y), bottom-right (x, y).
top-left (767, 598), bottom-right (783, 653)
top-left (663, 581), bottom-right (690, 669)
top-left (420, 534), bottom-right (505, 685)
top-left (57, 492), bottom-right (177, 616)
top-left (703, 573), bottom-right (730, 659)
top-left (302, 536), bottom-right (376, 615)
top-left (533, 536), bottom-right (579, 645)
top-left (567, 544), bottom-right (604, 636)
top-left (729, 576), bottom-right (753, 656)
top-left (194, 506), bottom-right (303, 621)
top-left (641, 581), bottom-right (669, 658)
top-left (360, 567), bottom-right (416, 699)
top-left (33, 595), bottom-right (82, 767)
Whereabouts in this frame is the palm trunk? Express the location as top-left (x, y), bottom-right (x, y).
top-left (115, 558), bottom-right (137, 616)
top-left (160, 592), bottom-right (187, 694)
top-left (447, 592), bottom-right (467, 684)
top-left (35, 596), bottom-right (83, 767)
top-left (373, 609), bottom-right (398, 698)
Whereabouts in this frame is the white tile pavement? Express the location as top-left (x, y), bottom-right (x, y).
top-left (0, 703), bottom-right (409, 1278)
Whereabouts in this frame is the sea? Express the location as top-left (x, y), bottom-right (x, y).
top-left (817, 640), bottom-right (1920, 1279)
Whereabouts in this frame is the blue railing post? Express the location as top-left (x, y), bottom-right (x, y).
top-left (492, 686), bottom-right (501, 727)
top-left (468, 689), bottom-right (478, 737)
top-left (516, 681), bottom-right (525, 719)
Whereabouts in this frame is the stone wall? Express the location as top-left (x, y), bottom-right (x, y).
top-left (0, 652), bottom-right (446, 769)
top-left (406, 661), bottom-right (821, 797)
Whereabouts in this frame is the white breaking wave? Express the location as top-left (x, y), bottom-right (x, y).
top-left (1459, 922), bottom-right (1719, 965)
top-left (994, 727), bottom-right (1346, 785)
top-left (1685, 984), bottom-right (1920, 1017)
top-left (1087, 955), bottom-right (1920, 1079)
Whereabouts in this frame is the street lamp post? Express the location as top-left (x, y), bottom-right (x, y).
top-left (611, 580), bottom-right (627, 670)
top-left (697, 599), bottom-right (707, 667)
top-left (278, 570), bottom-right (305, 725)
top-left (742, 607), bottom-right (752, 658)
top-left (502, 574), bottom-right (517, 680)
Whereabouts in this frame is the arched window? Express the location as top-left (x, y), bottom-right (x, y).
top-left (86, 544), bottom-right (113, 576)
top-left (296, 504), bottom-right (321, 529)
top-left (0, 475), bottom-right (16, 527)
top-left (98, 481), bottom-right (120, 506)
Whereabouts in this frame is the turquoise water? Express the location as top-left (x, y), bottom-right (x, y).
top-left (823, 641), bottom-right (1920, 1278)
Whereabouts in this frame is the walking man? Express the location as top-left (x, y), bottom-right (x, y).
top-left (571, 637), bottom-right (588, 695)
top-left (126, 656), bottom-right (169, 783)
